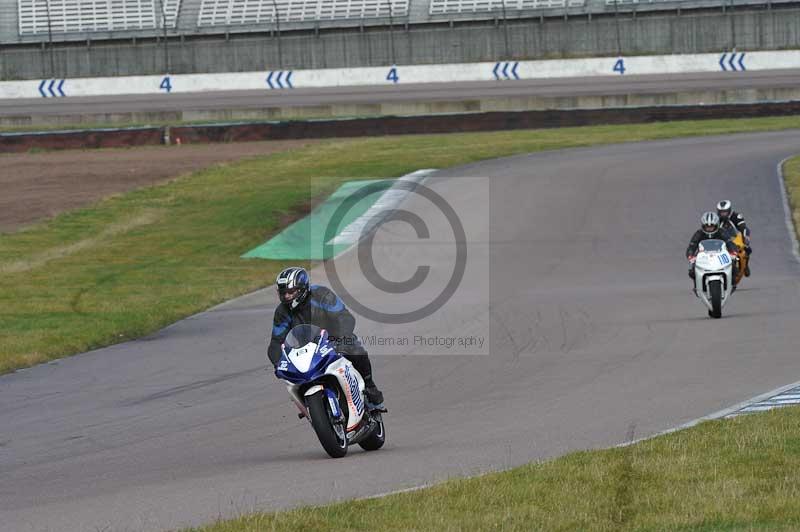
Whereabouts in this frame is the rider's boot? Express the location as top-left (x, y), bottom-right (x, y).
top-left (363, 375), bottom-right (386, 412)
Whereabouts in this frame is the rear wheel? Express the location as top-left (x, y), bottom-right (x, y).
top-left (358, 414), bottom-right (386, 451)
top-left (709, 280), bottom-right (722, 319)
top-left (307, 390), bottom-right (347, 458)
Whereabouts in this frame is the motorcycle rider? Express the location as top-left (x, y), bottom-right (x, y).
top-left (716, 200), bottom-right (752, 277)
top-left (686, 211), bottom-right (740, 285)
top-left (267, 266), bottom-right (385, 410)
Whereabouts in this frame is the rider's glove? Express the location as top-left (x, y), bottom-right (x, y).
top-left (745, 245), bottom-right (752, 255)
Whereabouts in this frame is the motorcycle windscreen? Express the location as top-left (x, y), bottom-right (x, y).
top-left (698, 239), bottom-right (726, 252)
top-left (285, 324), bottom-right (324, 349)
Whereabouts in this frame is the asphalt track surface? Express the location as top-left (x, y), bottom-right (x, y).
top-left (3, 130), bottom-right (800, 531)
top-left (3, 69), bottom-right (800, 118)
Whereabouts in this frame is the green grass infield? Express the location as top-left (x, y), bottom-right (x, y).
top-left (783, 156), bottom-right (800, 246)
top-left (3, 116), bottom-right (800, 373)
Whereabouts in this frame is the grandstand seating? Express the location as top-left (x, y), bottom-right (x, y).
top-left (196, 0), bottom-right (409, 26)
top-left (17, 0), bottom-right (181, 35)
top-left (429, 0), bottom-right (584, 14)
top-left (6, 0), bottom-right (783, 43)
top-left (603, 0), bottom-right (673, 3)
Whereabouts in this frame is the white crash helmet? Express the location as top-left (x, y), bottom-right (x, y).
top-left (716, 200), bottom-right (732, 221)
top-left (700, 211), bottom-right (720, 237)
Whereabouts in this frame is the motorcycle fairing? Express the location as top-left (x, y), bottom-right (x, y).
top-left (275, 327), bottom-right (366, 432)
top-left (275, 328), bottom-right (338, 384)
top-left (693, 239), bottom-right (734, 312)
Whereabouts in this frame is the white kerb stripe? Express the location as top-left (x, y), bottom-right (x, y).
top-left (328, 169), bottom-right (438, 246)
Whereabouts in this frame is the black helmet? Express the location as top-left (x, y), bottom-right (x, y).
top-left (716, 200), bottom-right (732, 221)
top-left (700, 211), bottom-right (720, 237)
top-left (276, 267), bottom-right (310, 309)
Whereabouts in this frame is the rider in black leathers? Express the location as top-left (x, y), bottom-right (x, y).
top-left (686, 211), bottom-right (739, 284)
top-left (717, 200), bottom-right (752, 277)
top-left (267, 266), bottom-right (385, 409)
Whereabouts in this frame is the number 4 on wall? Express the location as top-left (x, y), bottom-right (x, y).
top-left (386, 67), bottom-right (399, 84)
top-left (160, 76), bottom-right (172, 93)
top-left (613, 58), bottom-right (626, 75)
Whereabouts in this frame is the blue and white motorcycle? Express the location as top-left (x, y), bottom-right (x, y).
top-left (273, 324), bottom-right (386, 458)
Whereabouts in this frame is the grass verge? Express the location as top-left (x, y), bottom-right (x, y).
top-left (186, 406), bottom-right (800, 532)
top-left (782, 156), bottom-right (800, 244)
top-left (2, 116), bottom-right (800, 373)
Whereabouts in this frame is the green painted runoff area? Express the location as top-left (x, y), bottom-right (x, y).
top-left (242, 179), bottom-right (393, 260)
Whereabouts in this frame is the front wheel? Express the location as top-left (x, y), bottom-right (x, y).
top-left (358, 414), bottom-right (386, 451)
top-left (307, 390), bottom-right (348, 458)
top-left (709, 280), bottom-right (722, 319)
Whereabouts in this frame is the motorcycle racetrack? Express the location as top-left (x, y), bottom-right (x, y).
top-left (2, 130), bottom-right (800, 531)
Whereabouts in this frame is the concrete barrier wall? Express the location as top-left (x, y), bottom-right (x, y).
top-left (169, 102), bottom-right (800, 142)
top-left (0, 126), bottom-right (163, 152)
top-left (2, 6), bottom-right (800, 81)
top-left (5, 86), bottom-right (800, 128)
top-left (4, 100), bottom-right (800, 153)
top-left (125, 87), bottom-right (800, 115)
top-left (2, 50), bottom-right (799, 99)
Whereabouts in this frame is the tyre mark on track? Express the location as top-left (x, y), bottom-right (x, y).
top-left (119, 366), bottom-right (264, 407)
